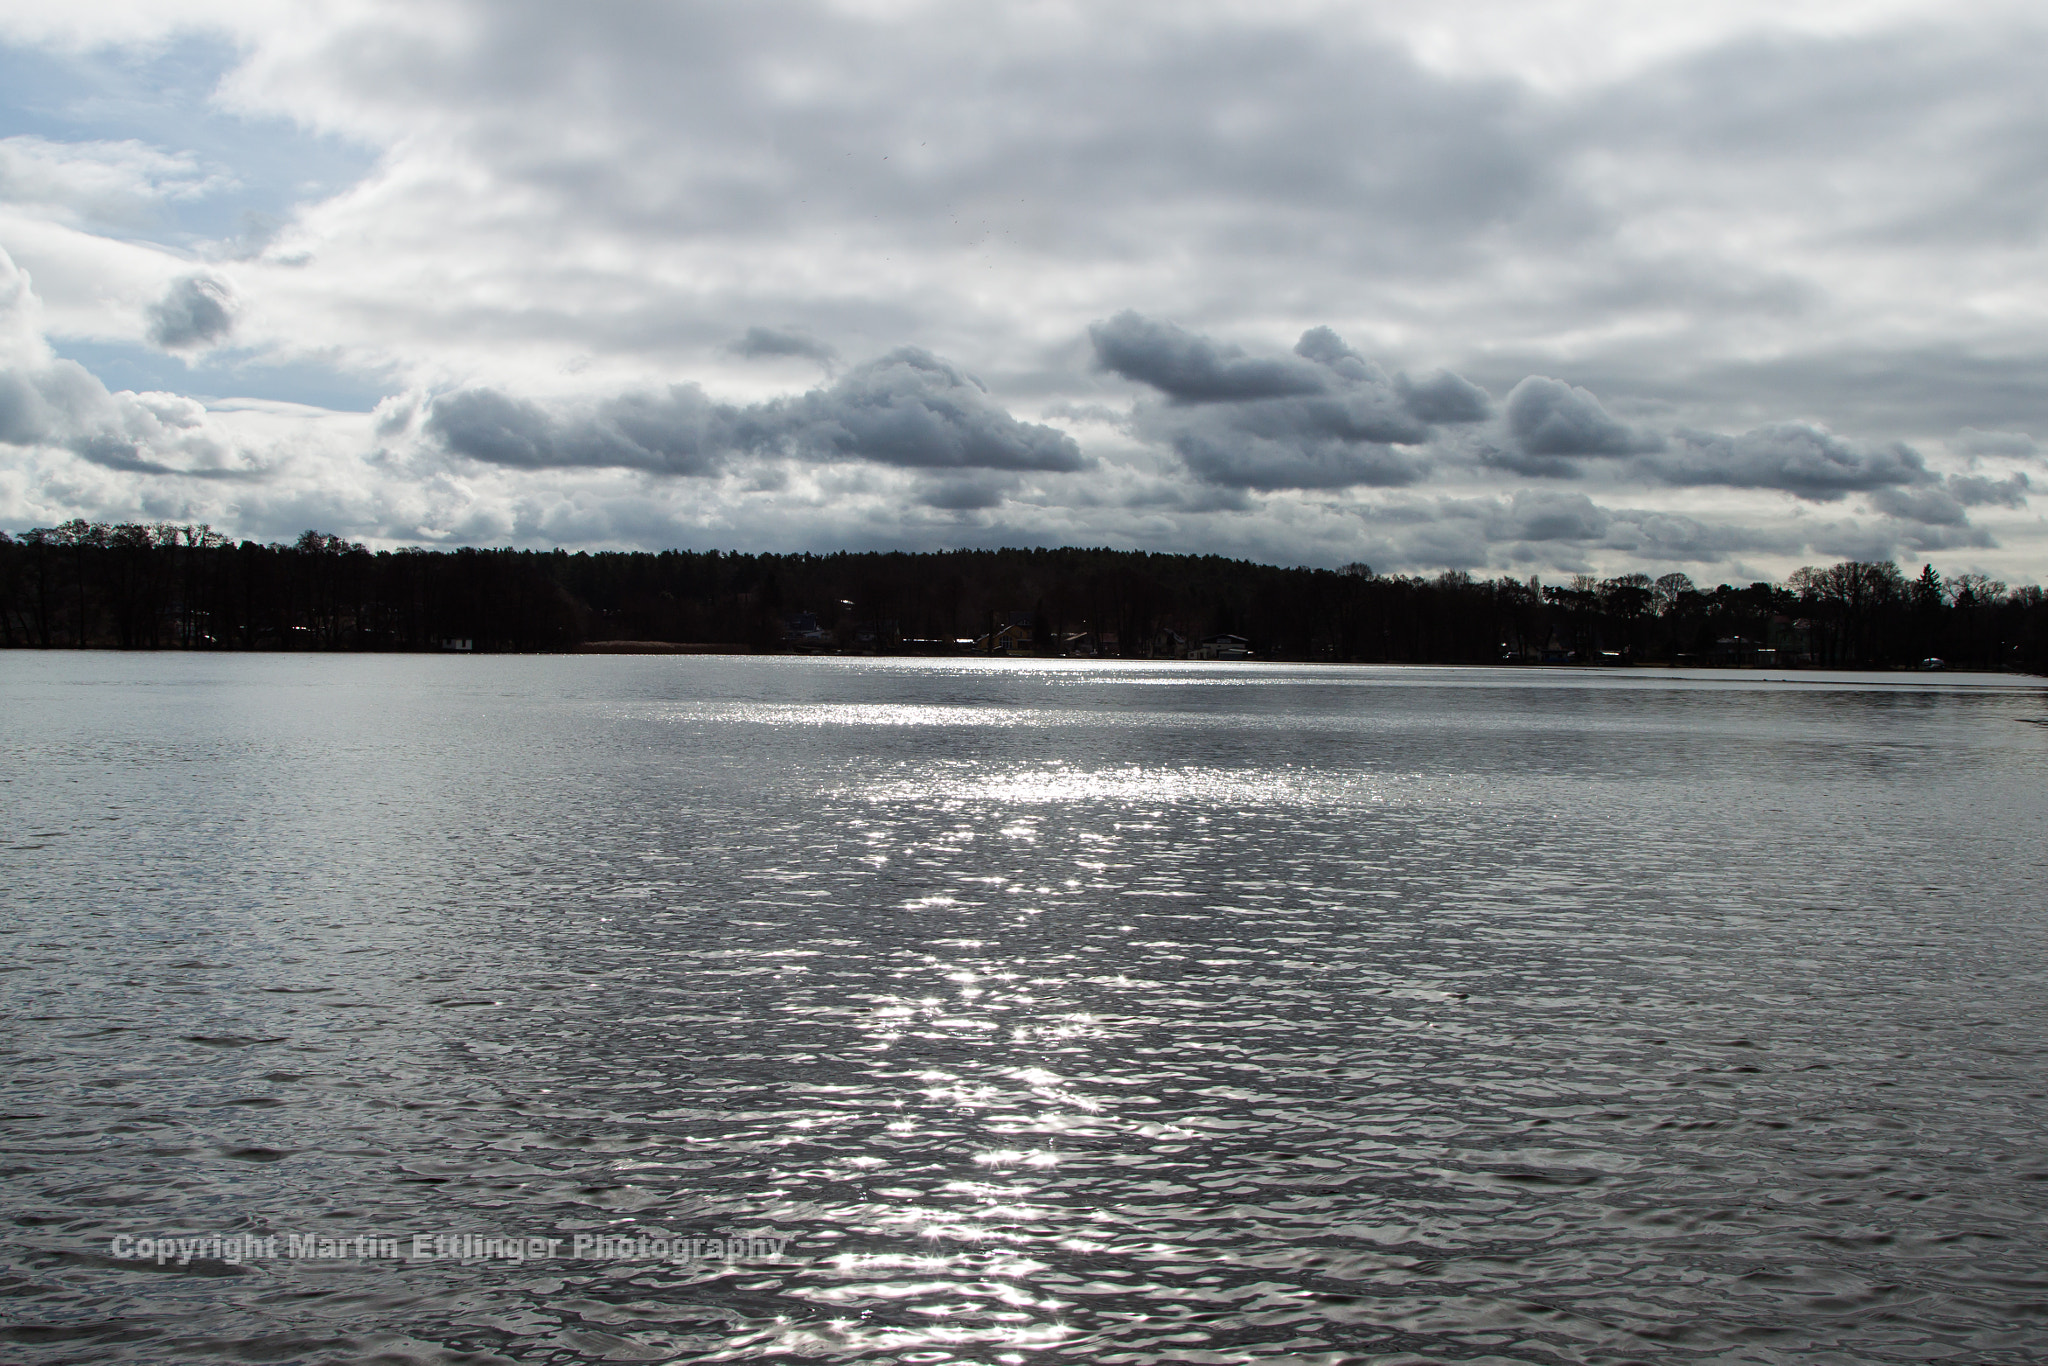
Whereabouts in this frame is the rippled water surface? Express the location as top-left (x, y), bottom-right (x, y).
top-left (4, 654), bottom-right (2047, 1364)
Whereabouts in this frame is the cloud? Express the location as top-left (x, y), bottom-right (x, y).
top-left (917, 473), bottom-right (1014, 510)
top-left (7, 6), bottom-right (2048, 585)
top-left (146, 276), bottom-right (237, 351)
top-left (766, 349), bottom-right (1085, 471)
top-left (1354, 489), bottom-right (1792, 570)
top-left (1170, 431), bottom-right (1428, 492)
top-left (426, 385), bottom-right (727, 476)
top-left (1953, 427), bottom-right (2037, 459)
top-left (0, 247), bottom-right (261, 481)
top-left (1644, 423), bottom-right (1932, 499)
top-left (0, 134), bottom-right (228, 230)
top-left (1505, 376), bottom-right (1662, 458)
top-left (1096, 314), bottom-right (1494, 490)
top-left (1945, 471), bottom-right (2029, 507)
top-left (1397, 370), bottom-right (1492, 424)
top-left (1472, 438), bottom-right (1579, 479)
top-left (727, 326), bottom-right (838, 367)
top-left (428, 347), bottom-right (1084, 477)
top-left (1816, 518), bottom-right (1996, 559)
top-left (1867, 485), bottom-right (1966, 526)
top-left (0, 363), bottom-right (104, 446)
top-left (1091, 311), bottom-right (1330, 403)
top-left (1490, 488), bottom-right (1609, 542)
top-left (1604, 508), bottom-right (1787, 562)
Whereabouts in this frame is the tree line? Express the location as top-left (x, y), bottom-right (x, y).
top-left (1, 520), bottom-right (2043, 671)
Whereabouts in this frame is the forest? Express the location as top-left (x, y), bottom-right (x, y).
top-left (2, 520), bottom-right (2043, 671)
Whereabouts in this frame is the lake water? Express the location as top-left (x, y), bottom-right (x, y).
top-left (3, 654), bottom-right (2046, 1364)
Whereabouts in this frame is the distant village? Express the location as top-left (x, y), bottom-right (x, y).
top-left (780, 609), bottom-right (1253, 661)
top-left (2, 525), bottom-right (2042, 672)
top-left (777, 606), bottom-right (1809, 667)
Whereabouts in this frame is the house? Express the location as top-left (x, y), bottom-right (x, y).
top-left (973, 621), bottom-right (1035, 655)
top-left (852, 619), bottom-right (900, 650)
top-left (782, 611), bottom-right (830, 646)
top-left (1190, 633), bottom-right (1251, 660)
top-left (1710, 635), bottom-right (1777, 667)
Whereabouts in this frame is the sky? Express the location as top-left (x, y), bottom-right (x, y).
top-left (0, 0), bottom-right (2043, 583)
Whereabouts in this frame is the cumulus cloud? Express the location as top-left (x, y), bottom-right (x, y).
top-left (146, 276), bottom-right (236, 351)
top-left (1945, 471), bottom-right (2029, 507)
top-left (0, 248), bottom-right (255, 480)
top-left (428, 347), bottom-right (1083, 478)
top-left (1867, 471), bottom-right (2028, 527)
top-left (1867, 485), bottom-right (1966, 526)
top-left (764, 349), bottom-right (1084, 471)
top-left (1397, 370), bottom-right (1493, 424)
top-left (1504, 377), bottom-right (1662, 459)
top-left (1095, 313), bottom-right (1496, 490)
top-left (1644, 423), bottom-right (1932, 499)
top-left (426, 386), bottom-right (727, 476)
top-left (1092, 312), bottom-right (1330, 404)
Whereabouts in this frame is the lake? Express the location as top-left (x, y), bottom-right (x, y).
top-left (3, 654), bottom-right (2046, 1364)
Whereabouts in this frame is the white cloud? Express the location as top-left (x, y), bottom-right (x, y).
top-left (0, 135), bottom-right (231, 230)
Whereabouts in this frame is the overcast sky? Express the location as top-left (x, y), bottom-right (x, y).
top-left (1, 0), bottom-right (2043, 582)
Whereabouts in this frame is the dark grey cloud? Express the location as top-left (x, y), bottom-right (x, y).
top-left (428, 347), bottom-right (1083, 476)
top-left (1868, 485), bottom-right (1966, 526)
top-left (1091, 311), bottom-right (1329, 403)
top-left (917, 474), bottom-right (1012, 510)
top-left (1532, 348), bottom-right (2048, 451)
top-left (1397, 370), bottom-right (1492, 424)
top-left (1816, 518), bottom-right (1997, 561)
top-left (1505, 376), bottom-right (1662, 458)
top-left (1645, 423), bottom-right (1932, 500)
top-left (1097, 313), bottom-right (1497, 490)
top-left (1868, 471), bottom-right (2028, 527)
top-left (146, 275), bottom-right (235, 350)
top-left (68, 431), bottom-right (186, 476)
top-left (727, 326), bottom-right (838, 367)
top-left (1896, 523), bottom-right (1998, 552)
top-left (766, 348), bottom-right (1084, 470)
top-left (64, 431), bottom-right (261, 480)
top-left (1472, 438), bottom-right (1580, 480)
top-left (427, 385), bottom-right (727, 475)
top-left (1946, 471), bottom-right (2030, 507)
